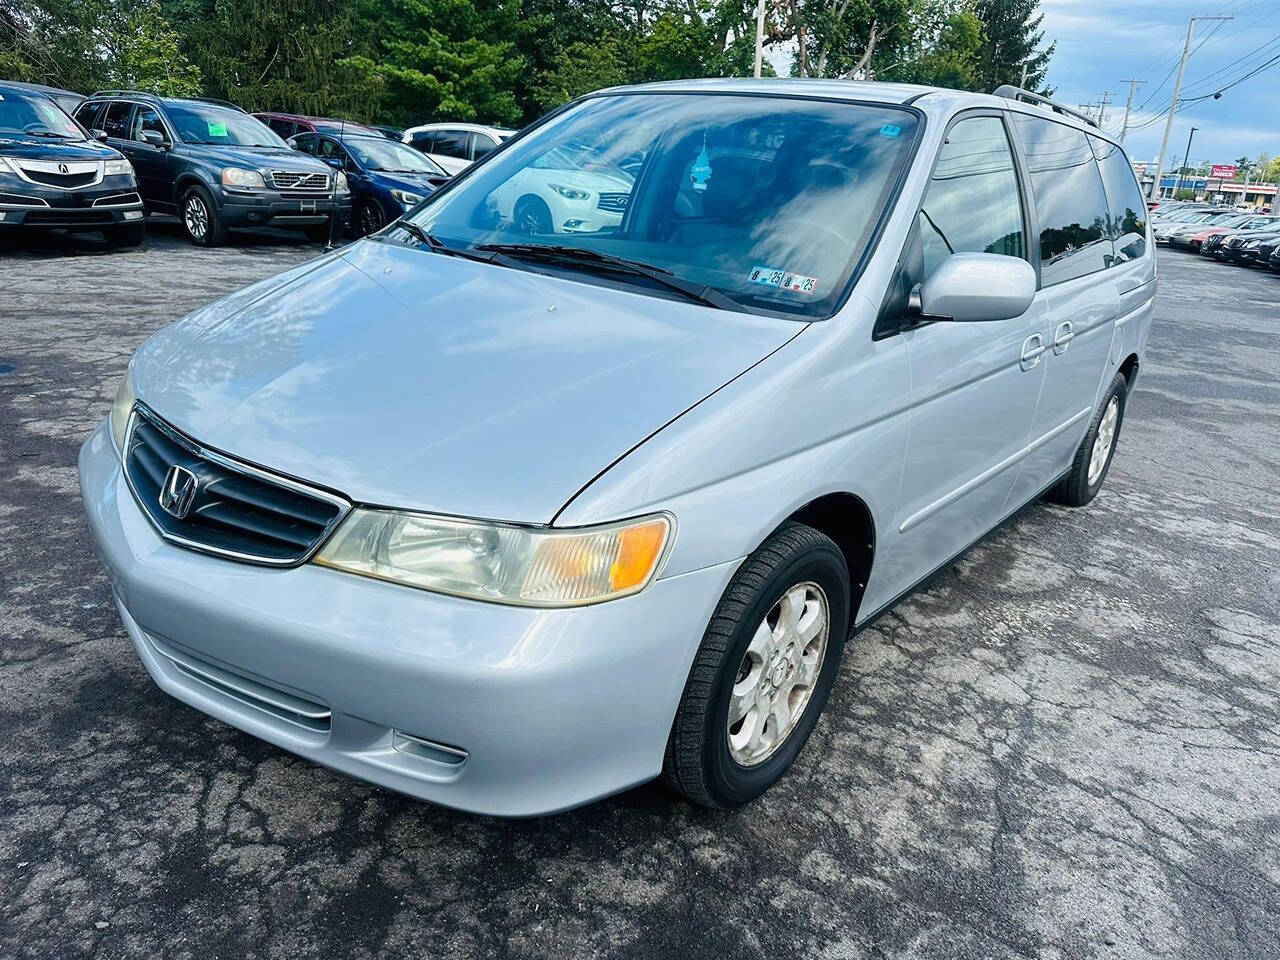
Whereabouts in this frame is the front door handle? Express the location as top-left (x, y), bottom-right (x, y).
top-left (1020, 333), bottom-right (1045, 371)
top-left (1053, 320), bottom-right (1075, 355)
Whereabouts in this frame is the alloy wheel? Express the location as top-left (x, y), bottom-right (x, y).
top-left (1088, 395), bottom-right (1119, 486)
top-left (727, 581), bottom-right (829, 767)
top-left (184, 196), bottom-right (208, 241)
top-left (360, 202), bottom-right (384, 236)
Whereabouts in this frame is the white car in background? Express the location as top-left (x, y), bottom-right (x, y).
top-left (402, 122), bottom-right (516, 175)
top-left (487, 142), bottom-right (634, 234)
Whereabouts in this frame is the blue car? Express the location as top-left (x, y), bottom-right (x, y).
top-left (289, 130), bottom-right (449, 237)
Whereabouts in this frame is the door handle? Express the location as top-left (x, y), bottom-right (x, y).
top-left (1053, 320), bottom-right (1074, 355)
top-left (1020, 333), bottom-right (1045, 371)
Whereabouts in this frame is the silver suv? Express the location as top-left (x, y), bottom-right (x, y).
top-left (80, 81), bottom-right (1154, 815)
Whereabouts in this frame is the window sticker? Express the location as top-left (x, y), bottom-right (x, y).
top-left (780, 273), bottom-right (820, 295)
top-left (207, 120), bottom-right (228, 137)
top-left (749, 265), bottom-right (785, 287)
top-left (879, 124), bottom-right (902, 138)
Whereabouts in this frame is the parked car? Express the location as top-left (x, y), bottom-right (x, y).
top-left (1221, 230), bottom-right (1280, 266)
top-left (80, 80), bottom-right (1153, 816)
top-left (368, 124), bottom-right (405, 142)
top-left (289, 129), bottom-right (450, 236)
top-left (2, 79), bottom-right (85, 117)
top-left (75, 92), bottom-right (350, 245)
top-left (486, 140), bottom-right (634, 234)
top-left (1188, 214), bottom-right (1280, 252)
top-left (1198, 216), bottom-right (1280, 257)
top-left (1152, 209), bottom-right (1221, 242)
top-left (1168, 212), bottom-right (1260, 249)
top-left (253, 111), bottom-right (381, 142)
top-left (402, 122), bottom-right (515, 174)
top-left (1256, 236), bottom-right (1280, 271)
top-left (0, 81), bottom-right (145, 247)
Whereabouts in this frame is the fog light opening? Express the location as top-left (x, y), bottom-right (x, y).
top-left (392, 730), bottom-right (468, 767)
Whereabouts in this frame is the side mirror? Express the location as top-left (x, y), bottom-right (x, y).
top-left (140, 129), bottom-right (169, 149)
top-left (92, 129), bottom-right (108, 142)
top-left (322, 155), bottom-right (343, 169)
top-left (917, 253), bottom-right (1036, 323)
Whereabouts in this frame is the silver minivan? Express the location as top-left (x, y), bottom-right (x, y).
top-left (80, 80), bottom-right (1154, 815)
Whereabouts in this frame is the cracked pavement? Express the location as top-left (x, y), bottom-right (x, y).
top-left (2, 226), bottom-right (1278, 959)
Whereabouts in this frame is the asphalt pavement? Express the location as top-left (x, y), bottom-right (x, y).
top-left (2, 230), bottom-right (1278, 959)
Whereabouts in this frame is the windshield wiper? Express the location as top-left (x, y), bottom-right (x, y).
top-left (391, 222), bottom-right (527, 270)
top-left (475, 243), bottom-right (742, 311)
top-left (25, 130), bottom-right (75, 139)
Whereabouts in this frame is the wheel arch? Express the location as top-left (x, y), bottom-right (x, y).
top-left (778, 492), bottom-right (876, 623)
top-left (1118, 352), bottom-right (1140, 387)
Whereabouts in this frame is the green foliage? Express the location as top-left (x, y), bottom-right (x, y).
top-left (973, 0), bottom-right (1052, 93)
top-left (1174, 188), bottom-right (1196, 200)
top-left (2, 0), bottom-right (1058, 126)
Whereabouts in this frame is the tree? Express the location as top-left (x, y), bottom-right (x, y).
top-left (882, 1), bottom-right (983, 89)
top-left (973, 0), bottom-right (1052, 93)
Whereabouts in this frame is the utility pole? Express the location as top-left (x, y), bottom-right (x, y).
top-left (1118, 79), bottom-right (1144, 144)
top-left (1175, 126), bottom-right (1197, 198)
top-left (1020, 62), bottom-right (1028, 88)
top-left (753, 0), bottom-right (765, 78)
top-left (1097, 90), bottom-right (1112, 128)
top-left (1149, 15), bottom-right (1232, 201)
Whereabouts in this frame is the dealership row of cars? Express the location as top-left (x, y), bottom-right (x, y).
top-left (0, 80), bottom-right (522, 250)
top-left (1150, 200), bottom-right (1280, 272)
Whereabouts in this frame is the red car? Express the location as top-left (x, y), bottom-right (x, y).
top-left (253, 111), bottom-right (381, 142)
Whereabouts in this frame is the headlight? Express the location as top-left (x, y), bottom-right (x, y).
top-left (109, 372), bottom-right (136, 455)
top-left (221, 167), bottom-right (265, 189)
top-left (314, 510), bottom-right (673, 607)
top-left (335, 170), bottom-right (349, 193)
top-left (549, 183), bottom-right (591, 200)
top-left (1244, 240), bottom-right (1260, 248)
top-left (390, 188), bottom-right (424, 207)
top-left (0, 156), bottom-right (17, 174)
top-left (104, 158), bottom-right (133, 177)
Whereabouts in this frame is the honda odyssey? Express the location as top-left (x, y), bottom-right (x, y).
top-left (79, 80), bottom-right (1154, 816)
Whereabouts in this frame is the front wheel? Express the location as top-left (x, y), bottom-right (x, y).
top-left (1047, 371), bottom-right (1127, 507)
top-left (180, 185), bottom-right (227, 246)
top-left (663, 523), bottom-right (850, 809)
top-left (356, 199), bottom-right (385, 237)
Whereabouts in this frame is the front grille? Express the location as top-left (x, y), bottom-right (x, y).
top-left (24, 209), bottom-right (112, 225)
top-left (269, 170), bottom-right (329, 191)
top-left (147, 632), bottom-right (331, 734)
top-left (93, 191), bottom-right (141, 207)
top-left (123, 405), bottom-right (349, 566)
top-left (21, 168), bottom-right (98, 188)
top-left (597, 192), bottom-right (629, 213)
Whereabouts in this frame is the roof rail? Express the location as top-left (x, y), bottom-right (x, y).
top-left (88, 90), bottom-right (162, 100)
top-left (992, 84), bottom-right (1099, 129)
top-left (187, 96), bottom-right (241, 110)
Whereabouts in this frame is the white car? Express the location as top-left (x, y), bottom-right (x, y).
top-left (486, 143), bottom-right (634, 234)
top-left (402, 122), bottom-right (516, 175)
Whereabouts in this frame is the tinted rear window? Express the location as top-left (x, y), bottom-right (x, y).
top-left (1091, 137), bottom-right (1147, 263)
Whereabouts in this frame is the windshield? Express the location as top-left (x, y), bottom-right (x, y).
top-left (166, 103), bottom-right (286, 147)
top-left (405, 93), bottom-right (920, 318)
top-left (347, 137), bottom-right (444, 174)
top-left (0, 90), bottom-right (85, 140)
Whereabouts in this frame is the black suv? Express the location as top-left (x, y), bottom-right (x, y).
top-left (0, 81), bottom-right (145, 247)
top-left (74, 92), bottom-right (350, 246)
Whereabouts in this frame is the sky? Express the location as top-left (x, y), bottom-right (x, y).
top-left (1040, 0), bottom-right (1280, 171)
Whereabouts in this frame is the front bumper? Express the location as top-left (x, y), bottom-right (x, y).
top-left (218, 186), bottom-right (352, 232)
top-left (0, 175), bottom-right (144, 231)
top-left (79, 421), bottom-right (735, 816)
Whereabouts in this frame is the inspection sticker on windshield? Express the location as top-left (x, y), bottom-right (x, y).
top-left (207, 120), bottom-right (227, 137)
top-left (748, 265), bottom-right (785, 287)
top-left (780, 272), bottom-right (819, 295)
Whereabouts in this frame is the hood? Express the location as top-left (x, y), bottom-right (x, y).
top-left (369, 171), bottom-right (440, 194)
top-left (183, 143), bottom-right (329, 174)
top-left (131, 239), bottom-right (801, 523)
top-left (0, 137), bottom-right (121, 162)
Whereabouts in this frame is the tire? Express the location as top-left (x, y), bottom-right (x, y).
top-left (180, 185), bottom-right (227, 246)
top-left (103, 222), bottom-right (144, 248)
top-left (663, 523), bottom-right (851, 809)
top-left (1047, 371), bottom-right (1128, 507)
top-left (356, 199), bottom-right (385, 237)
top-left (513, 195), bottom-right (553, 235)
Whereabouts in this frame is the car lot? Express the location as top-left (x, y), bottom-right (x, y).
top-left (2, 238), bottom-right (1278, 958)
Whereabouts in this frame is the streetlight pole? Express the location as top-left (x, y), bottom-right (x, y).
top-left (1174, 126), bottom-right (1197, 199)
top-left (753, 0), bottom-right (765, 78)
top-left (1148, 15), bottom-right (1232, 202)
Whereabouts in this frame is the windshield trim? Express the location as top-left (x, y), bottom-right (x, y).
top-left (405, 91), bottom-right (927, 322)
